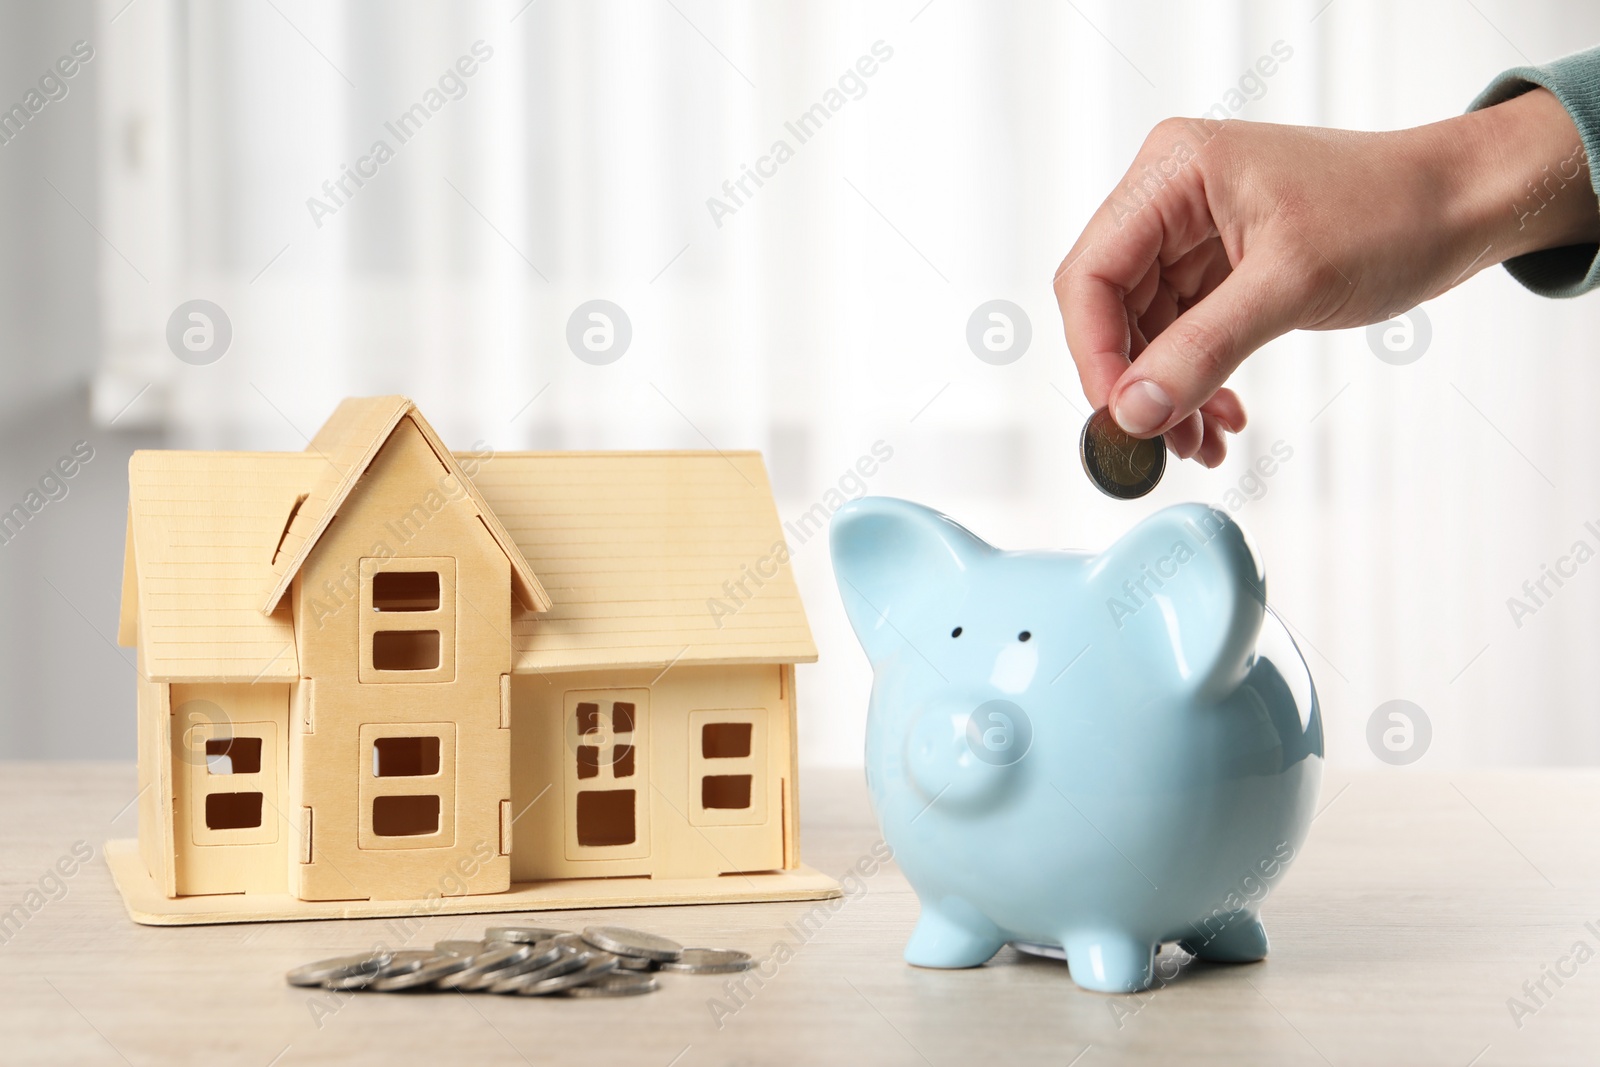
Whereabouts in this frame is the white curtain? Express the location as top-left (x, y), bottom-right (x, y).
top-left (93, 0), bottom-right (1600, 768)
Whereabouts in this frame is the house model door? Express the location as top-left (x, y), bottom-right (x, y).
top-left (562, 688), bottom-right (650, 867)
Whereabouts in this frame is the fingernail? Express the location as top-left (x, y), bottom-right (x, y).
top-left (1113, 379), bottom-right (1173, 436)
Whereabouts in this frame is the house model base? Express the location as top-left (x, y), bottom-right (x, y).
top-left (106, 840), bottom-right (841, 926)
top-left (114, 397), bottom-right (840, 925)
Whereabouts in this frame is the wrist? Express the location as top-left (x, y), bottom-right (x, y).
top-left (1440, 87), bottom-right (1599, 264)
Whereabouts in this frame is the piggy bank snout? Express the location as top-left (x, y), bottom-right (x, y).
top-left (903, 694), bottom-right (1034, 813)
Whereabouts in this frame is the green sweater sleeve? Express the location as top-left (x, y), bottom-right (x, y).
top-left (1469, 46), bottom-right (1600, 298)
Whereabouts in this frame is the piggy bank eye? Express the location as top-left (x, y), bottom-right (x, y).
top-left (1018, 631), bottom-right (1031, 642)
top-left (950, 627), bottom-right (963, 638)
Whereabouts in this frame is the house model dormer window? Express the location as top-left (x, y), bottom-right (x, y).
top-left (359, 557), bottom-right (454, 680)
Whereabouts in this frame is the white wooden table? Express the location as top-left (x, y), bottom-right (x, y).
top-left (3, 763), bottom-right (1598, 1065)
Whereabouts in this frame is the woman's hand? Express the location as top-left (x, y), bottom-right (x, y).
top-left (1053, 88), bottom-right (1599, 466)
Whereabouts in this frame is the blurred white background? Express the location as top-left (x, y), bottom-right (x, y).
top-left (3, 0), bottom-right (1599, 769)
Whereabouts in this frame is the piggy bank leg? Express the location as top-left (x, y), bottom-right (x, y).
top-left (1062, 930), bottom-right (1156, 994)
top-left (1178, 911), bottom-right (1269, 963)
top-left (903, 899), bottom-right (1005, 968)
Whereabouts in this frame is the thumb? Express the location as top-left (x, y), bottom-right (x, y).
top-left (1108, 263), bottom-right (1298, 437)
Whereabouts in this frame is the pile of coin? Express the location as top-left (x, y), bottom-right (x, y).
top-left (286, 924), bottom-right (753, 998)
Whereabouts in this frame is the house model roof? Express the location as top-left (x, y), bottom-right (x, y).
top-left (262, 395), bottom-right (553, 617)
top-left (119, 397), bottom-right (818, 681)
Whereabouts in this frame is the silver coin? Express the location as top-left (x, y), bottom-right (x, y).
top-left (582, 926), bottom-right (683, 962)
top-left (434, 940), bottom-right (486, 956)
top-left (434, 943), bottom-right (533, 991)
top-left (485, 948), bottom-right (588, 993)
top-left (659, 948), bottom-right (753, 974)
top-left (616, 954), bottom-right (656, 971)
top-left (563, 972), bottom-right (659, 997)
top-left (486, 925), bottom-right (569, 944)
top-left (324, 950), bottom-right (437, 990)
top-left (286, 952), bottom-right (390, 987)
top-left (367, 953), bottom-right (475, 992)
top-left (453, 941), bottom-right (564, 991)
top-left (378, 949), bottom-right (464, 972)
top-left (514, 954), bottom-right (620, 996)
top-left (321, 953), bottom-right (435, 991)
top-left (1010, 939), bottom-right (1162, 961)
top-left (1011, 940), bottom-right (1067, 961)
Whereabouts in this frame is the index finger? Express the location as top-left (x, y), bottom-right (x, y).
top-left (1052, 194), bottom-right (1167, 410)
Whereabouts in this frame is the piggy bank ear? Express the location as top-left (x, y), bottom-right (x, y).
top-left (1088, 503), bottom-right (1266, 702)
top-left (829, 497), bottom-right (991, 664)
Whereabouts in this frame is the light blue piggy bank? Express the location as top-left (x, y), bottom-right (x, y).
top-left (830, 498), bottom-right (1321, 993)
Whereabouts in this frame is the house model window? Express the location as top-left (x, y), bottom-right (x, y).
top-left (688, 710), bottom-right (766, 827)
top-left (205, 736), bottom-right (262, 776)
top-left (373, 736), bottom-right (441, 777)
top-left (206, 791), bottom-right (264, 830)
top-left (187, 721), bottom-right (279, 846)
top-left (358, 723), bottom-right (457, 850)
top-left (359, 557), bottom-right (456, 682)
top-left (372, 794), bottom-right (441, 837)
top-left (564, 690), bottom-right (651, 860)
top-left (371, 571), bottom-right (440, 611)
top-left (576, 700), bottom-right (637, 846)
top-left (701, 723), bottom-right (753, 809)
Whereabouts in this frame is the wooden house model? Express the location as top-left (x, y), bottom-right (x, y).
top-left (107, 396), bottom-right (839, 924)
